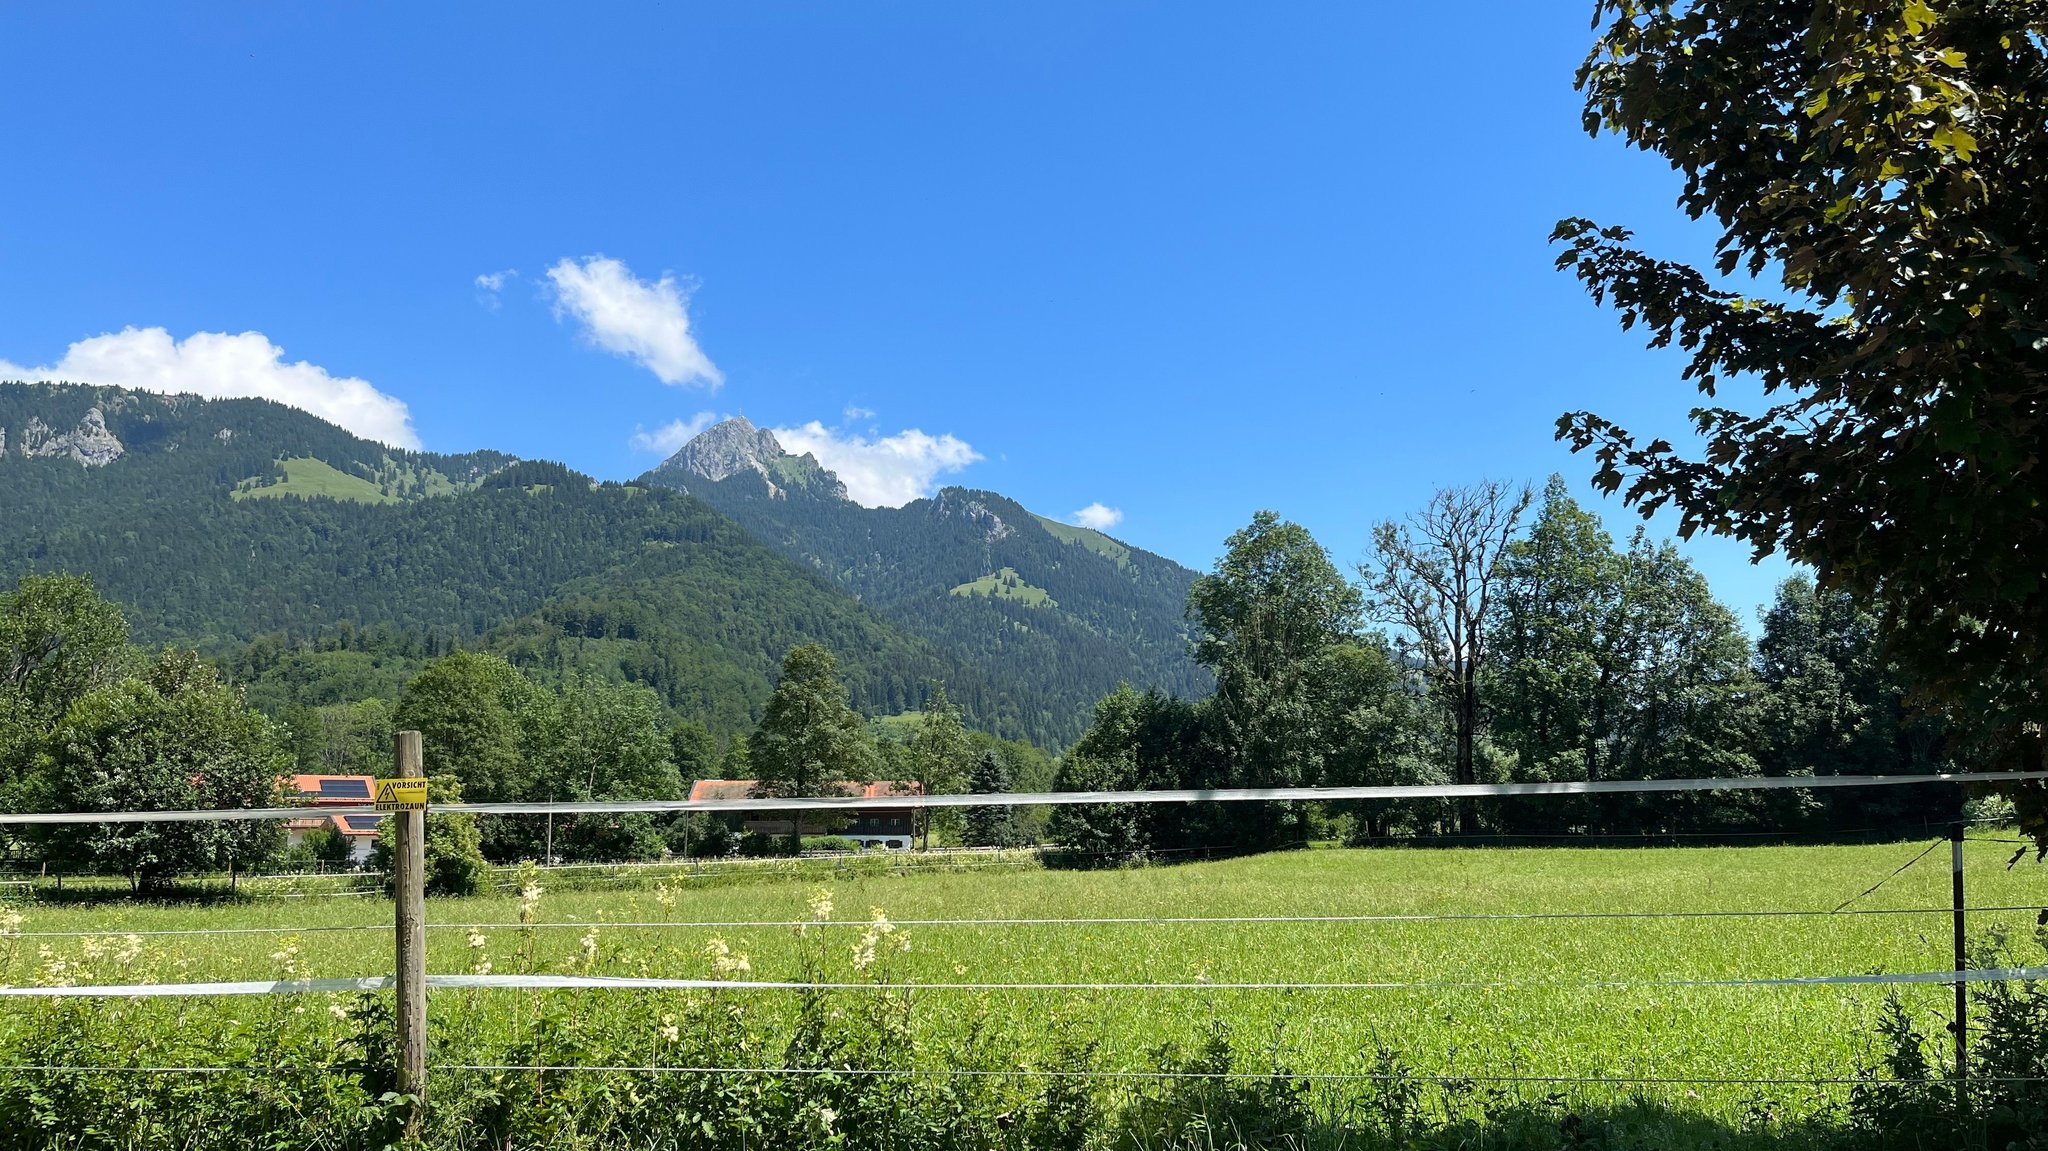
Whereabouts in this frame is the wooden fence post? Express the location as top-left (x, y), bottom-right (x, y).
top-left (392, 731), bottom-right (429, 1132)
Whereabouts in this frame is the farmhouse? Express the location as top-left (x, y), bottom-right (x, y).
top-left (688, 779), bottom-right (921, 849)
top-left (283, 774), bottom-right (384, 863)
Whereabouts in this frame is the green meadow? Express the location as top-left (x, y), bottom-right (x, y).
top-left (5, 834), bottom-right (2044, 1129)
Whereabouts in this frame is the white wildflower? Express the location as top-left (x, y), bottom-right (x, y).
top-left (851, 907), bottom-right (897, 972)
top-left (115, 935), bottom-right (144, 967)
top-left (704, 937), bottom-right (751, 979)
top-left (517, 879), bottom-right (545, 926)
top-left (658, 1013), bottom-right (680, 1044)
top-left (0, 907), bottom-right (24, 937)
top-left (807, 887), bottom-right (834, 922)
top-left (328, 1002), bottom-right (350, 1021)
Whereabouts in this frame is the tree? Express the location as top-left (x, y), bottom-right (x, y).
top-left (963, 748), bottom-right (1023, 847)
top-left (1364, 483), bottom-right (1532, 831)
top-left (669, 719), bottom-right (719, 785)
top-left (35, 650), bottom-right (289, 889)
top-left (1488, 478), bottom-right (1619, 785)
top-left (531, 678), bottom-right (682, 861)
top-left (1316, 638), bottom-right (1444, 839)
top-left (393, 651), bottom-right (542, 804)
top-left (906, 684), bottom-right (973, 847)
top-left (751, 645), bottom-right (880, 839)
top-left (1189, 511), bottom-right (1365, 844)
top-left (1550, 1), bottom-right (2048, 841)
top-left (0, 573), bottom-right (131, 790)
top-left (1754, 577), bottom-right (1952, 828)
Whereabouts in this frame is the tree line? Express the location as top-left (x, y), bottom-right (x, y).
top-left (0, 471), bottom-right (1976, 886)
top-left (1050, 476), bottom-right (1968, 858)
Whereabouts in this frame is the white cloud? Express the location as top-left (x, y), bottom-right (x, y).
top-left (474, 268), bottom-right (517, 309)
top-left (843, 405), bottom-right (875, 422)
top-left (771, 421), bottom-right (981, 507)
top-left (546, 255), bottom-right (722, 388)
top-left (1071, 502), bottom-right (1124, 531)
top-left (0, 327), bottom-right (419, 448)
top-left (630, 411), bottom-right (720, 455)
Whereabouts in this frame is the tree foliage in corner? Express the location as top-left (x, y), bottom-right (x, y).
top-left (1553, 0), bottom-right (2048, 841)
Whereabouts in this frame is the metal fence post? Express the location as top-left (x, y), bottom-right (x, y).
top-left (393, 731), bottom-right (429, 1132)
top-left (1950, 822), bottom-right (1968, 1112)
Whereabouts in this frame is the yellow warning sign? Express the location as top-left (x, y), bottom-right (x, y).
top-left (374, 777), bottom-right (429, 813)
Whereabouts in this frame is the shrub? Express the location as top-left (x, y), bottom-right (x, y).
top-left (371, 774), bottom-right (490, 897)
top-left (801, 836), bottom-right (861, 854)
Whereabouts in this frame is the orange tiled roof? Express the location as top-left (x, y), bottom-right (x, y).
top-left (288, 775), bottom-right (376, 805)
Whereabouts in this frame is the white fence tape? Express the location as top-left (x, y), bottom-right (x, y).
top-left (3, 965), bottom-right (2044, 999)
top-left (0, 771), bottom-right (2037, 826)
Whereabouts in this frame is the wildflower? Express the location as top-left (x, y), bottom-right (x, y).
top-left (328, 1002), bottom-right (350, 1021)
top-left (0, 907), bottom-right (24, 937)
top-left (518, 882), bottom-right (545, 926)
top-left (114, 935), bottom-right (144, 967)
top-left (35, 946), bottom-right (74, 989)
top-left (467, 929), bottom-right (492, 975)
top-left (815, 1106), bottom-right (837, 1133)
top-left (704, 937), bottom-right (751, 979)
top-left (851, 907), bottom-right (896, 972)
top-left (807, 887), bottom-right (834, 922)
top-left (270, 936), bottom-right (304, 977)
top-left (80, 936), bottom-right (107, 962)
top-left (658, 1013), bottom-right (680, 1044)
top-left (654, 881), bottom-right (678, 912)
top-left (579, 928), bottom-right (599, 961)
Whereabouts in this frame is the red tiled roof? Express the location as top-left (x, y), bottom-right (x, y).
top-left (687, 779), bottom-right (923, 802)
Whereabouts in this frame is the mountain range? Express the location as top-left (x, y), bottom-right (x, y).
top-left (0, 383), bottom-right (1206, 745)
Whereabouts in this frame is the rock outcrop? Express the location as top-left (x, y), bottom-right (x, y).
top-left (16, 408), bottom-right (125, 467)
top-left (933, 489), bottom-right (1012, 542)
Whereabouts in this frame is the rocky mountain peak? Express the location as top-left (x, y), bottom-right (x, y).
top-left (933, 488), bottom-right (1013, 542)
top-left (669, 417), bottom-right (782, 484)
top-left (655, 417), bottom-right (847, 501)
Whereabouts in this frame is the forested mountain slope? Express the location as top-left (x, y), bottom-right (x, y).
top-left (0, 385), bottom-right (973, 734)
top-left (0, 385), bottom-right (1196, 743)
top-left (640, 418), bottom-right (1211, 736)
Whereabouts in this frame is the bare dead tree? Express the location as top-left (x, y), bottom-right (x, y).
top-left (1363, 481), bottom-right (1532, 833)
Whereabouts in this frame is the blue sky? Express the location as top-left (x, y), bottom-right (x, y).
top-left (0, 3), bottom-right (1796, 622)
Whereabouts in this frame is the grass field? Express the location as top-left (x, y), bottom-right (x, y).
top-left (950, 567), bottom-right (1057, 606)
top-left (6, 834), bottom-right (2044, 1131)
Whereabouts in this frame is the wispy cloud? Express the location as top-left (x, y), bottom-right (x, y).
top-left (1, 327), bottom-right (419, 448)
top-left (630, 411), bottom-right (721, 455)
top-left (771, 420), bottom-right (981, 507)
top-left (546, 255), bottom-right (722, 388)
top-left (474, 268), bottom-right (518, 310)
top-left (1071, 502), bottom-right (1123, 531)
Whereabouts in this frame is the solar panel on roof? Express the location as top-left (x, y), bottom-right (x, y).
top-left (321, 779), bottom-right (372, 799)
top-left (335, 814), bottom-right (386, 834)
